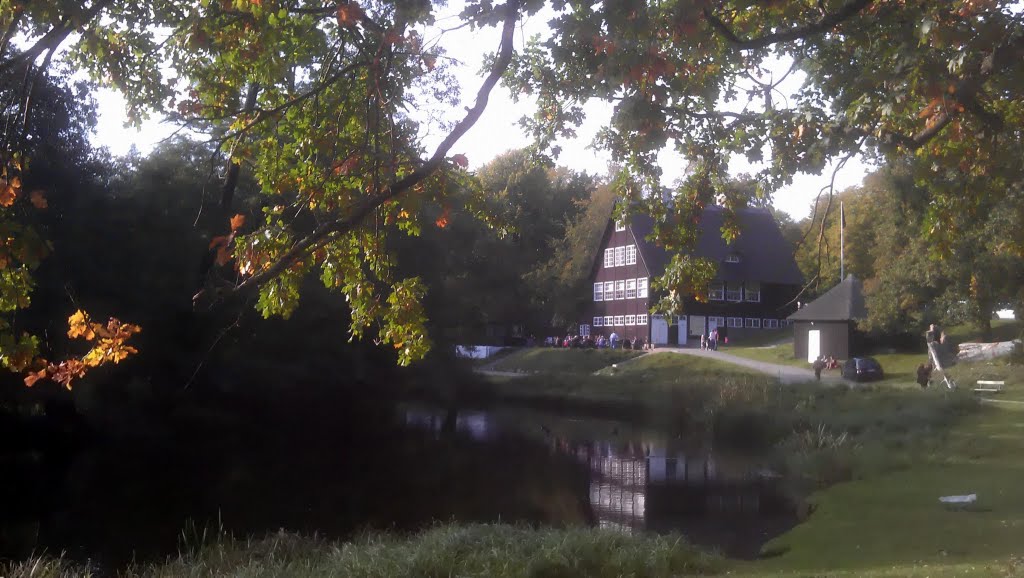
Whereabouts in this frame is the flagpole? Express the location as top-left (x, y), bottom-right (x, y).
top-left (840, 201), bottom-right (845, 281)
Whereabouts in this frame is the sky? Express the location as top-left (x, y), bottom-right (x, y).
top-left (92, 5), bottom-right (873, 222)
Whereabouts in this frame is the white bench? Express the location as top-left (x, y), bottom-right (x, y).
top-left (974, 380), bottom-right (1005, 394)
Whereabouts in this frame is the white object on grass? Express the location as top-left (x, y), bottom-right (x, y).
top-left (939, 494), bottom-right (977, 504)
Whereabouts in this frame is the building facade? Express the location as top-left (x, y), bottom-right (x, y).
top-left (583, 206), bottom-right (803, 346)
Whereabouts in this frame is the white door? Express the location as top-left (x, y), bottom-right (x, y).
top-left (677, 317), bottom-right (688, 346)
top-left (652, 315), bottom-right (669, 345)
top-left (807, 329), bottom-right (821, 363)
top-left (689, 315), bottom-right (706, 337)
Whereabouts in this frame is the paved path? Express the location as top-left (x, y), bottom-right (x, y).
top-left (645, 346), bottom-right (850, 385)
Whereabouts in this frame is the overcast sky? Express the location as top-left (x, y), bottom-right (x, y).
top-left (92, 5), bottom-right (873, 221)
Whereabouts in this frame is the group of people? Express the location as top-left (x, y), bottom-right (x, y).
top-left (699, 328), bottom-right (722, 350)
top-left (542, 333), bottom-right (649, 350)
top-left (811, 355), bottom-right (840, 380)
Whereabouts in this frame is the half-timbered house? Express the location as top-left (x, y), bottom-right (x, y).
top-left (583, 206), bottom-right (803, 346)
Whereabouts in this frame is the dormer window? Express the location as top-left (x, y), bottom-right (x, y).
top-left (615, 220), bottom-right (626, 231)
top-left (724, 253), bottom-right (741, 263)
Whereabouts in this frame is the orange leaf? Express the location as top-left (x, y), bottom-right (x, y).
top-left (435, 207), bottom-right (450, 229)
top-left (215, 245), bottom-right (233, 266)
top-left (452, 154), bottom-right (468, 168)
top-left (209, 235), bottom-right (230, 250)
top-left (0, 185), bottom-right (16, 207)
top-left (230, 213), bottom-right (246, 231)
top-left (336, 2), bottom-right (363, 26)
top-left (422, 54), bottom-right (436, 71)
top-left (29, 189), bottom-right (47, 209)
top-left (24, 369), bottom-right (46, 387)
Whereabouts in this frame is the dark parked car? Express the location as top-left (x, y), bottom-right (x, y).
top-left (842, 357), bottom-right (884, 382)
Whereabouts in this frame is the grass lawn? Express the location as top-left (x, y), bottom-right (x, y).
top-left (485, 347), bottom-right (642, 374)
top-left (743, 403), bottom-right (1024, 577)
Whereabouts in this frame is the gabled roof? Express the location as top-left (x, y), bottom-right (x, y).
top-left (788, 275), bottom-right (866, 321)
top-left (629, 206), bottom-right (804, 286)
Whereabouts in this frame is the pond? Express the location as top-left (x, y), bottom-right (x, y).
top-left (0, 398), bottom-right (800, 570)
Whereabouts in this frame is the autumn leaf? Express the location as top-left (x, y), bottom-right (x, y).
top-left (215, 245), bottom-right (233, 266)
top-left (29, 189), bottom-right (47, 209)
top-left (209, 235), bottom-right (230, 250)
top-left (422, 54), bottom-right (436, 71)
top-left (0, 185), bottom-right (16, 207)
top-left (230, 213), bottom-right (246, 231)
top-left (336, 1), bottom-right (363, 27)
top-left (435, 207), bottom-right (450, 229)
top-left (68, 310), bottom-right (96, 340)
top-left (452, 154), bottom-right (468, 168)
top-left (24, 369), bottom-right (46, 387)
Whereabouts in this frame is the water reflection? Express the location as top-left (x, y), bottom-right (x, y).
top-left (404, 405), bottom-right (796, 557)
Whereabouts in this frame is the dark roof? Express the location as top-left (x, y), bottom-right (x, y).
top-left (788, 275), bottom-right (866, 321)
top-left (629, 206), bottom-right (804, 286)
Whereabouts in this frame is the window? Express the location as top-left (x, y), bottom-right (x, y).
top-left (604, 281), bottom-right (614, 298)
top-left (709, 316), bottom-right (725, 329)
top-left (725, 253), bottom-right (741, 263)
top-left (614, 315), bottom-right (624, 326)
top-left (615, 246), bottom-right (625, 266)
top-left (614, 280), bottom-right (625, 299)
top-left (637, 277), bottom-right (648, 298)
top-left (745, 318), bottom-right (761, 329)
top-left (626, 279), bottom-right (636, 299)
top-left (727, 317), bottom-right (743, 328)
top-left (604, 315), bottom-right (613, 326)
top-left (593, 317), bottom-right (603, 327)
top-left (604, 248), bottom-right (615, 268)
top-left (625, 315), bottom-right (636, 326)
top-left (626, 245), bottom-right (637, 265)
top-left (594, 282), bottom-right (604, 301)
top-left (726, 282), bottom-right (743, 302)
top-left (709, 281), bottom-right (724, 301)
top-left (580, 324), bottom-right (591, 337)
top-left (637, 314), bottom-right (648, 325)
top-left (744, 281), bottom-right (760, 303)
top-left (764, 318), bottom-right (778, 329)
top-left (615, 220), bottom-right (626, 231)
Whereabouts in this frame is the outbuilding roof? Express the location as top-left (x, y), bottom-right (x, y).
top-left (629, 206), bottom-right (804, 286)
top-left (788, 275), bottom-right (867, 321)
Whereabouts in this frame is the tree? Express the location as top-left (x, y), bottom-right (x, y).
top-left (2, 0), bottom-right (1022, 374)
top-left (509, 0), bottom-right (1024, 312)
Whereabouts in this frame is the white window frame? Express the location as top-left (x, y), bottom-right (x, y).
top-left (604, 316), bottom-right (613, 326)
top-left (726, 283), bottom-right (743, 302)
top-left (614, 315), bottom-right (624, 326)
top-left (604, 281), bottom-right (614, 299)
top-left (625, 245), bottom-right (637, 265)
top-left (709, 282), bottom-right (724, 301)
top-left (594, 282), bottom-right (604, 301)
top-left (709, 316), bottom-right (725, 329)
top-left (727, 317), bottom-right (743, 328)
top-left (744, 281), bottom-right (761, 303)
top-left (637, 314), bottom-right (648, 325)
top-left (626, 279), bottom-right (636, 299)
top-left (615, 246), bottom-right (625, 266)
top-left (593, 316), bottom-right (603, 327)
top-left (615, 220), bottom-right (626, 232)
top-left (604, 248), bottom-right (615, 268)
top-left (625, 315), bottom-right (636, 326)
top-left (636, 277), bottom-right (648, 299)
top-left (580, 324), bottom-right (591, 337)
top-left (614, 280), bottom-right (625, 300)
top-left (745, 318), bottom-right (761, 329)
top-left (725, 253), bottom-right (741, 263)
top-left (764, 318), bottom-right (778, 329)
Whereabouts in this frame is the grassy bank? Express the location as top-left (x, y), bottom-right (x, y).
top-left (484, 347), bottom-right (643, 374)
top-left (2, 524), bottom-right (724, 578)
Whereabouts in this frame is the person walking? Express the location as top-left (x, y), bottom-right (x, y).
top-left (813, 356), bottom-right (825, 380)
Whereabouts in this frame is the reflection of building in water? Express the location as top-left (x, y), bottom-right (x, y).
top-left (403, 408), bottom-right (491, 440)
top-left (564, 439), bottom-right (784, 534)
